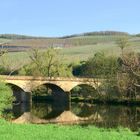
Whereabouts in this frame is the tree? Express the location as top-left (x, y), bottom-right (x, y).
top-left (0, 48), bottom-right (14, 118)
top-left (0, 81), bottom-right (13, 117)
top-left (19, 48), bottom-right (72, 77)
top-left (116, 37), bottom-right (130, 56)
top-left (72, 52), bottom-right (120, 99)
top-left (73, 52), bottom-right (118, 78)
top-left (117, 52), bottom-right (140, 100)
top-left (41, 48), bottom-right (62, 77)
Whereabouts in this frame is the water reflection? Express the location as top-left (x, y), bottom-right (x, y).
top-left (13, 101), bottom-right (140, 131)
top-left (13, 103), bottom-right (31, 118)
top-left (31, 101), bottom-right (69, 119)
top-left (72, 103), bottom-right (140, 130)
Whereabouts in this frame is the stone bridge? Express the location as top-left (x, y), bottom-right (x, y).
top-left (0, 75), bottom-right (102, 102)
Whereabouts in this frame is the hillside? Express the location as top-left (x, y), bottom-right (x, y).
top-left (0, 31), bottom-right (139, 68)
top-left (0, 31), bottom-right (139, 55)
top-left (0, 31), bottom-right (134, 52)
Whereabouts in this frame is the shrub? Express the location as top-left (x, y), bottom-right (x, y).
top-left (0, 82), bottom-right (13, 117)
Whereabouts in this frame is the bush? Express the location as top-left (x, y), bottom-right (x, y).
top-left (0, 82), bottom-right (13, 117)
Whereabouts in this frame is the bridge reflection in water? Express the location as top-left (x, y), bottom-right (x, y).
top-left (12, 101), bottom-right (140, 131)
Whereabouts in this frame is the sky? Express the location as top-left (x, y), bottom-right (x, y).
top-left (0, 0), bottom-right (140, 37)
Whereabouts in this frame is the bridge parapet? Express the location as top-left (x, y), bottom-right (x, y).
top-left (0, 75), bottom-right (103, 92)
top-left (0, 75), bottom-right (103, 81)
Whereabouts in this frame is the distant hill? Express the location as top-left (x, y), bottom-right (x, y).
top-left (0, 31), bottom-right (129, 40)
top-left (0, 34), bottom-right (49, 40)
top-left (0, 31), bottom-right (137, 52)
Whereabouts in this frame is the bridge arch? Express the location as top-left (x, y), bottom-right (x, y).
top-left (69, 82), bottom-right (98, 92)
top-left (32, 81), bottom-right (67, 92)
top-left (6, 83), bottom-right (31, 103)
top-left (70, 83), bottom-right (98, 98)
top-left (5, 81), bottom-right (30, 92)
top-left (32, 82), bottom-right (69, 102)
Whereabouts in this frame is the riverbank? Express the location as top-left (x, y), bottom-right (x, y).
top-left (0, 119), bottom-right (139, 140)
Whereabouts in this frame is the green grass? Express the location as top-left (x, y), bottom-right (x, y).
top-left (0, 119), bottom-right (139, 140)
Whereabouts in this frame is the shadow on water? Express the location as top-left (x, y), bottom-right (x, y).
top-left (12, 101), bottom-right (140, 131)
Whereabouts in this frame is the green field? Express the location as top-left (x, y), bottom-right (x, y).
top-left (3, 41), bottom-right (140, 66)
top-left (0, 119), bottom-right (139, 140)
top-left (0, 33), bottom-right (140, 66)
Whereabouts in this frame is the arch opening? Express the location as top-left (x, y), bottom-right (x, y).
top-left (6, 83), bottom-right (31, 103)
top-left (32, 83), bottom-right (69, 105)
top-left (70, 84), bottom-right (98, 101)
top-left (6, 83), bottom-right (31, 118)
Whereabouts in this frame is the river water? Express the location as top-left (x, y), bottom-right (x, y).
top-left (12, 101), bottom-right (140, 131)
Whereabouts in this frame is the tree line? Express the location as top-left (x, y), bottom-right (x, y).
top-left (61, 31), bottom-right (129, 38)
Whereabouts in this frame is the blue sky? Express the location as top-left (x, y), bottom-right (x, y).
top-left (0, 0), bottom-right (140, 37)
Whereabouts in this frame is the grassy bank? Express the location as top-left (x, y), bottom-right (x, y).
top-left (0, 119), bottom-right (139, 140)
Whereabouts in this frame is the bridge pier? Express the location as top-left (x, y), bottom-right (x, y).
top-left (65, 91), bottom-right (71, 110)
top-left (20, 92), bottom-right (32, 103)
top-left (13, 90), bottom-right (32, 103)
top-left (26, 92), bottom-right (32, 104)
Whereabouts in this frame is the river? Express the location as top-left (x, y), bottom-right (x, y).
top-left (12, 101), bottom-right (140, 131)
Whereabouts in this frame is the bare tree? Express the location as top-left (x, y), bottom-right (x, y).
top-left (118, 52), bottom-right (140, 99)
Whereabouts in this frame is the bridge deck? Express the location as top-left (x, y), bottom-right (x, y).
top-left (0, 75), bottom-right (101, 82)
